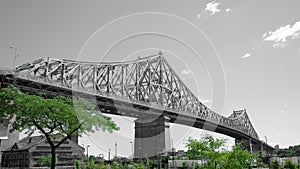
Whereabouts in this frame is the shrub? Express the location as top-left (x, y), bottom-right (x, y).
top-left (270, 159), bottom-right (283, 169)
top-left (37, 154), bottom-right (52, 167)
top-left (95, 162), bottom-right (107, 169)
top-left (75, 160), bottom-right (81, 169)
top-left (85, 160), bottom-right (95, 169)
top-left (284, 159), bottom-right (298, 169)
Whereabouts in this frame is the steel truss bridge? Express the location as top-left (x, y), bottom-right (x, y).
top-left (0, 52), bottom-right (273, 154)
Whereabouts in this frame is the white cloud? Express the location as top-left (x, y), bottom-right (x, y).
top-left (225, 8), bottom-right (232, 13)
top-left (242, 53), bottom-right (252, 58)
top-left (197, 14), bottom-right (201, 18)
top-left (181, 69), bottom-right (191, 75)
top-left (279, 110), bottom-right (285, 114)
top-left (205, 1), bottom-right (221, 15)
top-left (202, 1), bottom-right (232, 18)
top-left (263, 21), bottom-right (300, 48)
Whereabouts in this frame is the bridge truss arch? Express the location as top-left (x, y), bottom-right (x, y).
top-left (12, 52), bottom-right (259, 141)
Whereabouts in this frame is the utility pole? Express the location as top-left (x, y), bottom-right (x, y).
top-left (115, 142), bottom-right (117, 158)
top-left (86, 145), bottom-right (90, 159)
top-left (108, 148), bottom-right (111, 162)
top-left (172, 139), bottom-right (175, 168)
top-left (9, 46), bottom-right (19, 73)
top-left (130, 141), bottom-right (133, 158)
top-left (249, 139), bottom-right (253, 153)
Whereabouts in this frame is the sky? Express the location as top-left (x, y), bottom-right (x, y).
top-left (1, 0), bottom-right (300, 159)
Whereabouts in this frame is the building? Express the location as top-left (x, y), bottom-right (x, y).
top-left (270, 156), bottom-right (300, 166)
top-left (0, 118), bottom-right (19, 164)
top-left (1, 135), bottom-right (84, 168)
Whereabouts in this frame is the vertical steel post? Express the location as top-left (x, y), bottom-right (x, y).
top-left (121, 64), bottom-right (124, 96)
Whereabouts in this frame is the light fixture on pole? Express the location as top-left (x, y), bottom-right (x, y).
top-left (115, 142), bottom-right (118, 158)
top-left (86, 145), bottom-right (90, 159)
top-left (172, 139), bottom-right (175, 168)
top-left (138, 147), bottom-right (142, 161)
top-left (108, 148), bottom-right (111, 162)
top-left (9, 46), bottom-right (18, 73)
top-left (130, 141), bottom-right (134, 158)
top-left (265, 136), bottom-right (268, 156)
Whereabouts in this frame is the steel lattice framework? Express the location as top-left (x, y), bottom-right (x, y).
top-left (14, 52), bottom-right (259, 140)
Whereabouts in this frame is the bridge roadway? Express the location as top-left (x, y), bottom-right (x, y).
top-left (0, 71), bottom-right (274, 156)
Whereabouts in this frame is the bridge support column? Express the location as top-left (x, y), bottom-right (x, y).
top-left (236, 138), bottom-right (264, 153)
top-left (235, 138), bottom-right (252, 152)
top-left (134, 115), bottom-right (171, 159)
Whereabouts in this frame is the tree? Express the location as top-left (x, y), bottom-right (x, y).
top-left (0, 85), bottom-right (21, 118)
top-left (221, 143), bottom-right (257, 169)
top-left (270, 159), bottom-right (283, 169)
top-left (0, 86), bottom-right (119, 169)
top-left (284, 159), bottom-right (298, 169)
top-left (37, 154), bottom-right (52, 167)
top-left (75, 160), bottom-right (81, 169)
top-left (185, 135), bottom-right (226, 168)
top-left (185, 135), bottom-right (259, 169)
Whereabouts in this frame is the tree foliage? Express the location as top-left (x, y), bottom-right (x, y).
top-left (270, 159), bottom-right (283, 169)
top-left (221, 143), bottom-right (257, 169)
top-left (37, 154), bottom-right (52, 167)
top-left (185, 135), bottom-right (226, 167)
top-left (0, 86), bottom-right (119, 169)
top-left (277, 145), bottom-right (300, 157)
top-left (185, 134), bottom-right (259, 169)
top-left (0, 85), bottom-right (22, 118)
top-left (284, 159), bottom-right (298, 169)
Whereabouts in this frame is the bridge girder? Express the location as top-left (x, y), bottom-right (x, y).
top-left (10, 52), bottom-right (259, 140)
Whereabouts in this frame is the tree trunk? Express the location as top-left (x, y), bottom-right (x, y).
top-left (51, 147), bottom-right (56, 169)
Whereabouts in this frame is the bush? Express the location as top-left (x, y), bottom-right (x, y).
top-left (95, 162), bottom-right (107, 169)
top-left (193, 162), bottom-right (201, 169)
top-left (85, 160), bottom-right (95, 169)
top-left (149, 159), bottom-right (157, 168)
top-left (134, 161), bottom-right (145, 169)
top-left (37, 154), bottom-right (52, 167)
top-left (284, 159), bottom-right (298, 169)
top-left (270, 159), bottom-right (283, 169)
top-left (75, 160), bottom-right (81, 169)
top-left (111, 161), bottom-right (123, 169)
top-left (182, 161), bottom-right (188, 168)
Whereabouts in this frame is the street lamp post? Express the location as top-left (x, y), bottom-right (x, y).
top-left (108, 148), bottom-right (111, 162)
top-left (115, 142), bottom-right (118, 158)
top-left (86, 145), bottom-right (90, 159)
top-left (158, 151), bottom-right (162, 169)
top-left (265, 136), bottom-right (268, 156)
top-left (130, 141), bottom-right (134, 158)
top-left (172, 139), bottom-right (175, 168)
top-left (138, 147), bottom-right (142, 161)
top-left (9, 46), bottom-right (18, 73)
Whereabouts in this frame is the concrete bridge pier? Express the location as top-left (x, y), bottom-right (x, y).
top-left (134, 115), bottom-right (171, 159)
top-left (235, 138), bottom-right (263, 153)
top-left (235, 138), bottom-right (253, 152)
